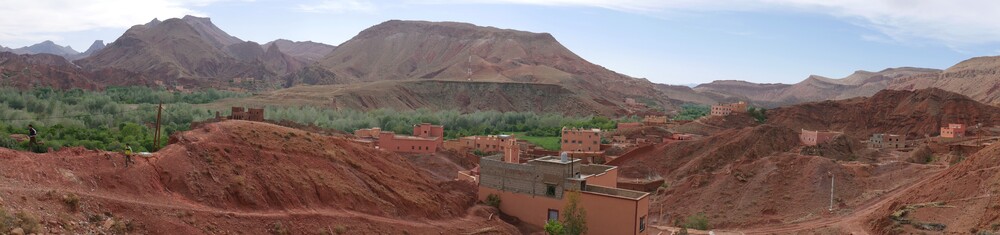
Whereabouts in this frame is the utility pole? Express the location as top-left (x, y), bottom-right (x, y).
top-left (154, 101), bottom-right (163, 151)
top-left (829, 171), bottom-right (835, 212)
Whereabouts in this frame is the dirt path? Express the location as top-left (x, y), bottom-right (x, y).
top-left (0, 186), bottom-right (489, 229)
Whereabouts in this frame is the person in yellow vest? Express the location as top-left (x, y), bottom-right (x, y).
top-left (124, 145), bottom-right (134, 167)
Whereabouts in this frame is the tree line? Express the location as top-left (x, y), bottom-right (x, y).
top-left (0, 87), bottom-right (244, 152)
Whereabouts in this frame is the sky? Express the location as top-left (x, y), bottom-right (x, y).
top-left (2, 0), bottom-right (1000, 85)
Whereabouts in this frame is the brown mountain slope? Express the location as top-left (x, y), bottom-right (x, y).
top-left (767, 88), bottom-right (1000, 139)
top-left (889, 55), bottom-right (1000, 105)
top-left (310, 20), bottom-right (677, 111)
top-left (211, 80), bottom-right (625, 115)
top-left (0, 52), bottom-right (151, 89)
top-left (264, 39), bottom-right (336, 62)
top-left (695, 67), bottom-right (939, 107)
top-left (76, 16), bottom-right (303, 89)
top-left (866, 142), bottom-right (1000, 234)
top-left (0, 120), bottom-right (517, 234)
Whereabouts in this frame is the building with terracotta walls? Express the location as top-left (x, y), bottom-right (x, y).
top-left (413, 123), bottom-right (444, 139)
top-left (800, 129), bottom-right (843, 146)
top-left (561, 127), bottom-right (602, 152)
top-left (940, 124), bottom-right (966, 138)
top-left (377, 131), bottom-right (440, 154)
top-left (458, 135), bottom-right (518, 153)
top-left (478, 154), bottom-right (650, 235)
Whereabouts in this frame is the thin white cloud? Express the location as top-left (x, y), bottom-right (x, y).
top-left (0, 0), bottom-right (225, 44)
top-left (296, 0), bottom-right (377, 13)
top-left (420, 0), bottom-right (1000, 46)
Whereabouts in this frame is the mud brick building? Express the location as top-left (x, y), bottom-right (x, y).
top-left (800, 129), bottom-right (842, 146)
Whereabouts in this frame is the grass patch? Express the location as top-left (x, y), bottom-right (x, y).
top-left (508, 132), bottom-right (560, 151)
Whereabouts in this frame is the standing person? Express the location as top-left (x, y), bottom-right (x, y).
top-left (124, 145), bottom-right (134, 167)
top-left (27, 124), bottom-right (37, 148)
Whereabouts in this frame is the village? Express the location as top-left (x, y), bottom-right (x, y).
top-left (200, 99), bottom-right (1000, 234)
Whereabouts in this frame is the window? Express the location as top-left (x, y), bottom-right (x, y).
top-left (548, 209), bottom-right (559, 222)
top-left (545, 184), bottom-right (557, 197)
top-left (639, 216), bottom-right (646, 232)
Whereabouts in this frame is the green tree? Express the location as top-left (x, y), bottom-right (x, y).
top-left (544, 219), bottom-right (564, 235)
top-left (562, 191), bottom-right (587, 235)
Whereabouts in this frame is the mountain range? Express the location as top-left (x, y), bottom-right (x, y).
top-left (5, 15), bottom-right (1000, 115)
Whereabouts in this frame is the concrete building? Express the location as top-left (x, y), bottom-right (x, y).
top-left (478, 153), bottom-right (650, 235)
top-left (940, 124), bottom-right (966, 138)
top-left (561, 127), bottom-right (602, 152)
top-left (869, 134), bottom-right (906, 149)
top-left (228, 107), bottom-right (265, 122)
top-left (710, 101), bottom-right (748, 117)
top-left (800, 129), bottom-right (842, 146)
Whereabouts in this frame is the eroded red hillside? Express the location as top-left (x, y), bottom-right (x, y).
top-left (0, 121), bottom-right (516, 234)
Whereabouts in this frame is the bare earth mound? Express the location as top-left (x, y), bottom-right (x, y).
top-left (617, 125), bottom-right (942, 229)
top-left (0, 120), bottom-right (516, 234)
top-left (867, 143), bottom-right (1000, 234)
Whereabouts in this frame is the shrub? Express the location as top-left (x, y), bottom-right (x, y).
top-left (268, 222), bottom-right (289, 235)
top-left (544, 219), bottom-right (564, 235)
top-left (683, 213), bottom-right (710, 230)
top-left (485, 194), bottom-right (501, 208)
top-left (562, 191), bottom-right (588, 235)
top-left (63, 193), bottom-right (80, 211)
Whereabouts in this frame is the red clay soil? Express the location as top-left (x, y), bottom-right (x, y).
top-left (0, 120), bottom-right (517, 234)
top-left (616, 124), bottom-right (943, 230)
top-left (866, 142), bottom-right (1000, 234)
top-left (768, 88), bottom-right (1000, 139)
top-left (671, 113), bottom-right (759, 136)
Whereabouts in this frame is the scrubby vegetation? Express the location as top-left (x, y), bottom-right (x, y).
top-left (748, 107), bottom-right (768, 123)
top-left (673, 104), bottom-right (710, 120)
top-left (485, 194), bottom-right (501, 208)
top-left (264, 107), bottom-right (625, 139)
top-left (681, 213), bottom-right (711, 230)
top-left (0, 87), bottom-right (243, 152)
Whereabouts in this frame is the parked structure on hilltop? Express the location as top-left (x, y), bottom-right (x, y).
top-left (478, 153), bottom-right (650, 235)
top-left (800, 129), bottom-right (842, 146)
top-left (940, 124), bottom-right (966, 138)
top-left (561, 127), bottom-right (602, 152)
top-left (710, 101), bottom-right (748, 116)
top-left (869, 134), bottom-right (906, 149)
top-left (225, 107), bottom-right (265, 122)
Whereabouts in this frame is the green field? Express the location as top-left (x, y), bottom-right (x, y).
top-left (509, 132), bottom-right (561, 151)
